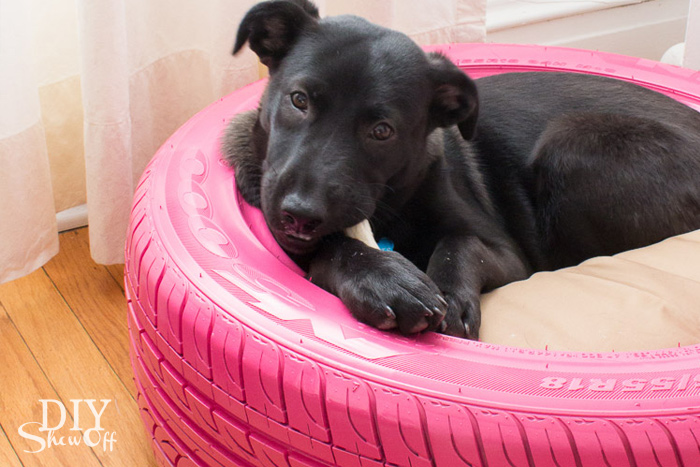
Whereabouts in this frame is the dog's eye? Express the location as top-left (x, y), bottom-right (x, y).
top-left (290, 92), bottom-right (309, 111)
top-left (370, 122), bottom-right (394, 141)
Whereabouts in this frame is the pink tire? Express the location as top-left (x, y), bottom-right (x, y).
top-left (126, 43), bottom-right (700, 467)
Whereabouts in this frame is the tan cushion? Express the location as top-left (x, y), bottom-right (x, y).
top-left (480, 229), bottom-right (700, 352)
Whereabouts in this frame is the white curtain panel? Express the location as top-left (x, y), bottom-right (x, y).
top-left (0, 2), bottom-right (59, 284)
top-left (320, 0), bottom-right (487, 44)
top-left (0, 0), bottom-right (486, 283)
top-left (76, 0), bottom-right (261, 264)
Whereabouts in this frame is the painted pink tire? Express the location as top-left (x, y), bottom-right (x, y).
top-left (126, 43), bottom-right (700, 467)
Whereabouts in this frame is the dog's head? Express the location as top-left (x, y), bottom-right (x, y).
top-left (231, 0), bottom-right (478, 256)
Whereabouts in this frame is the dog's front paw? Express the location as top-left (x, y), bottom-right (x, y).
top-left (440, 292), bottom-right (481, 340)
top-left (335, 251), bottom-right (447, 335)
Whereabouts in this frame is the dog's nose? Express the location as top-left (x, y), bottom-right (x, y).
top-left (279, 194), bottom-right (323, 235)
top-left (281, 211), bottom-right (321, 235)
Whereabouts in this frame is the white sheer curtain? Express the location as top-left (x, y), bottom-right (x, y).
top-left (0, 1), bottom-right (59, 284)
top-left (0, 0), bottom-right (486, 284)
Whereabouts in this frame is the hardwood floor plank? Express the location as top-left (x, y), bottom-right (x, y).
top-left (0, 301), bottom-right (101, 467)
top-left (73, 228), bottom-right (126, 293)
top-left (0, 267), bottom-right (155, 467)
top-left (0, 423), bottom-right (25, 467)
top-left (42, 229), bottom-right (135, 397)
top-left (0, 426), bottom-right (22, 467)
top-left (106, 264), bottom-right (125, 293)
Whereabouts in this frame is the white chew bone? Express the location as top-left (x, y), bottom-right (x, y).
top-left (344, 219), bottom-right (379, 249)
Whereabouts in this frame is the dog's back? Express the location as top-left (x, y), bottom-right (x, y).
top-left (467, 72), bottom-right (700, 269)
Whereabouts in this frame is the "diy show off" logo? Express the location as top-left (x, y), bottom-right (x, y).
top-left (18, 399), bottom-right (117, 454)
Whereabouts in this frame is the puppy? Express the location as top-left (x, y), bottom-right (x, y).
top-left (224, 0), bottom-right (700, 339)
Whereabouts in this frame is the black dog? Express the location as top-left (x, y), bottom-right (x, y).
top-left (224, 0), bottom-right (700, 339)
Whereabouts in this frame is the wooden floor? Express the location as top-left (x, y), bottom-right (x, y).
top-left (0, 228), bottom-right (157, 467)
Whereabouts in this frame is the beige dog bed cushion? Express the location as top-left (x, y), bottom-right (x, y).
top-left (480, 229), bottom-right (700, 352)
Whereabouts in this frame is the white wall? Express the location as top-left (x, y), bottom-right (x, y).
top-left (685, 0), bottom-right (700, 68)
top-left (486, 0), bottom-right (690, 61)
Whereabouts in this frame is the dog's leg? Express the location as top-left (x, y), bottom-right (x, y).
top-left (308, 236), bottom-right (448, 335)
top-left (427, 235), bottom-right (530, 339)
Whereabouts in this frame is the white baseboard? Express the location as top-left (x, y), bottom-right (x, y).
top-left (57, 204), bottom-right (88, 232)
top-left (487, 0), bottom-right (645, 33)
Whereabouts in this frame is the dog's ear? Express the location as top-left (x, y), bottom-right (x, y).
top-left (427, 52), bottom-right (479, 140)
top-left (233, 0), bottom-right (320, 72)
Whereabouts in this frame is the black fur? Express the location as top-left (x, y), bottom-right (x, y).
top-left (233, 0), bottom-right (320, 70)
top-left (224, 0), bottom-right (700, 339)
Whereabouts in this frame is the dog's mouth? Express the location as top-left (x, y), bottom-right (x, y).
top-left (273, 229), bottom-right (322, 255)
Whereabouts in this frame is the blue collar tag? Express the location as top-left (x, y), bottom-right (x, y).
top-left (378, 237), bottom-right (394, 251)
